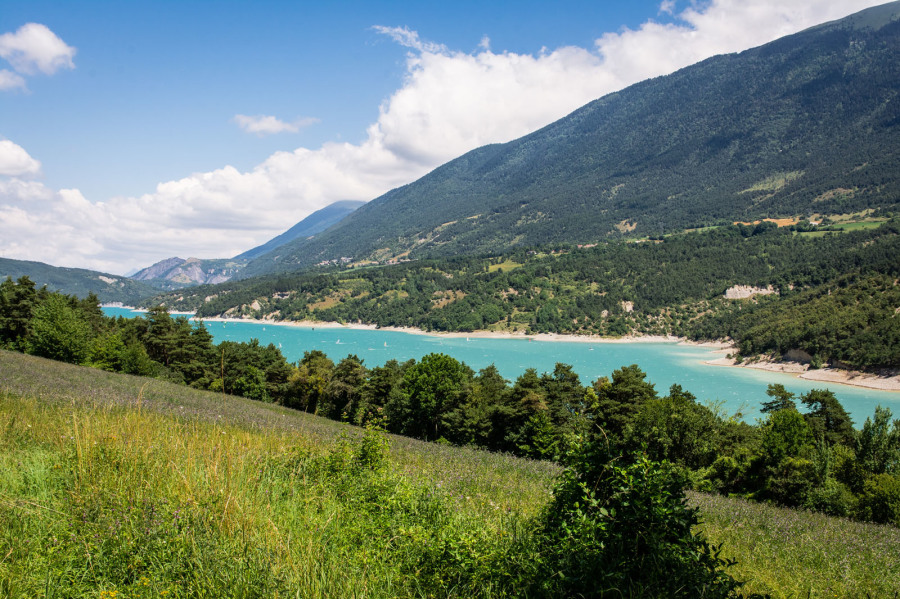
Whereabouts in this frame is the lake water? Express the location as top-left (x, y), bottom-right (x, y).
top-left (103, 307), bottom-right (898, 422)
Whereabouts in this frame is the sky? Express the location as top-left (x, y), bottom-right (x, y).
top-left (0, 0), bottom-right (889, 275)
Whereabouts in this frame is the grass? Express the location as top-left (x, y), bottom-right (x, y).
top-left (0, 394), bottom-right (542, 597)
top-left (1, 349), bottom-right (899, 597)
top-left (828, 220), bottom-right (887, 231)
top-left (690, 491), bottom-right (900, 598)
top-left (739, 171), bottom-right (805, 195)
top-left (487, 260), bottom-right (523, 273)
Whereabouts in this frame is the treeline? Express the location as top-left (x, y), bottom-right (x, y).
top-left (688, 273), bottom-right (900, 369)
top-left (276, 351), bottom-right (900, 527)
top-left (154, 221), bottom-right (900, 369)
top-left (4, 278), bottom-right (898, 527)
top-left (0, 277), bottom-right (291, 401)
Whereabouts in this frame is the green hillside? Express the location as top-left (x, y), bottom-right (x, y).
top-left (153, 220), bottom-right (900, 370)
top-left (0, 257), bottom-right (155, 304)
top-left (234, 199), bottom-right (365, 261)
top-left (2, 350), bottom-right (899, 597)
top-left (242, 2), bottom-right (900, 276)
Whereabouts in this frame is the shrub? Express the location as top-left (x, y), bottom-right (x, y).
top-left (526, 440), bottom-right (746, 598)
top-left (805, 478), bottom-right (856, 517)
top-left (856, 473), bottom-right (900, 526)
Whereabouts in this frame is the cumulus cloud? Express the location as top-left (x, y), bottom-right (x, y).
top-left (233, 114), bottom-right (319, 136)
top-left (1, 0), bottom-right (886, 274)
top-left (0, 23), bottom-right (76, 76)
top-left (0, 140), bottom-right (41, 177)
top-left (0, 69), bottom-right (26, 91)
top-left (659, 1), bottom-right (676, 15)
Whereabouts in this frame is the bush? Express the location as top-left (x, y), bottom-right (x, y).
top-left (526, 441), bottom-right (746, 598)
top-left (805, 478), bottom-right (856, 517)
top-left (856, 473), bottom-right (900, 526)
top-left (25, 295), bottom-right (94, 364)
top-left (764, 457), bottom-right (817, 507)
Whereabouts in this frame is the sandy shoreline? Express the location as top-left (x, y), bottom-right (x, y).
top-left (203, 316), bottom-right (899, 392)
top-left (200, 315), bottom-right (690, 344)
top-left (106, 307), bottom-right (898, 393)
top-left (705, 355), bottom-right (900, 392)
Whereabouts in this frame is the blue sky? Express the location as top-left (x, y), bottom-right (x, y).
top-left (0, 0), bottom-right (886, 274)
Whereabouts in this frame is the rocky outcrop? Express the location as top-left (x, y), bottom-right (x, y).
top-left (723, 285), bottom-right (777, 300)
top-left (129, 257), bottom-right (247, 290)
top-left (131, 257), bottom-right (186, 281)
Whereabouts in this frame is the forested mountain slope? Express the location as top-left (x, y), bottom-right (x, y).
top-left (153, 221), bottom-right (900, 370)
top-left (244, 2), bottom-right (900, 276)
top-left (0, 256), bottom-right (155, 304)
top-left (235, 199), bottom-right (365, 261)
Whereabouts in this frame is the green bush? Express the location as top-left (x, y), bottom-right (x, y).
top-left (25, 294), bottom-right (94, 364)
top-left (805, 478), bottom-right (856, 517)
top-left (856, 473), bottom-right (900, 526)
top-left (526, 441), bottom-right (746, 598)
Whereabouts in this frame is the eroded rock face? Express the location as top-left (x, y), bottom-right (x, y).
top-left (131, 257), bottom-right (186, 281)
top-left (724, 285), bottom-right (777, 300)
top-left (130, 257), bottom-right (246, 289)
top-left (783, 348), bottom-right (813, 364)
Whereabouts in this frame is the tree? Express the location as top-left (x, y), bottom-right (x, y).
top-left (629, 384), bottom-right (724, 470)
top-left (542, 363), bottom-right (587, 435)
top-left (489, 368), bottom-right (546, 453)
top-left (389, 353), bottom-right (472, 441)
top-left (856, 473), bottom-right (900, 526)
top-left (456, 364), bottom-right (507, 447)
top-left (284, 350), bottom-right (334, 412)
top-left (758, 408), bottom-right (816, 505)
top-left (761, 408), bottom-right (814, 467)
top-left (0, 276), bottom-right (42, 348)
top-left (320, 355), bottom-right (368, 420)
top-left (357, 359), bottom-right (406, 425)
top-left (855, 406), bottom-right (900, 477)
top-left (26, 294), bottom-right (94, 364)
top-left (801, 389), bottom-right (855, 447)
top-left (761, 383), bottom-right (796, 413)
top-left (593, 364), bottom-right (657, 443)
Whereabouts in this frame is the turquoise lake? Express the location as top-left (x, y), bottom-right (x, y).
top-left (103, 307), bottom-right (898, 422)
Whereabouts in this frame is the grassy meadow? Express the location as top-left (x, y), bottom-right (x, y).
top-left (1, 349), bottom-right (899, 598)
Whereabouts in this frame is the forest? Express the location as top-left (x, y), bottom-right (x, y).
top-left (2, 277), bottom-right (898, 530)
top-left (240, 9), bottom-right (900, 275)
top-left (152, 219), bottom-right (900, 370)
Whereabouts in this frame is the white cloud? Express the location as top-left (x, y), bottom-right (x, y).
top-left (0, 0), bottom-right (887, 274)
top-left (371, 26), bottom-right (448, 54)
top-left (0, 69), bottom-right (26, 91)
top-left (0, 23), bottom-right (76, 76)
top-left (233, 114), bottom-right (319, 136)
top-left (0, 140), bottom-right (41, 177)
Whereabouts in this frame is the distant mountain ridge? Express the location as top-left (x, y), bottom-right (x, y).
top-left (241, 2), bottom-right (900, 276)
top-left (129, 200), bottom-right (366, 289)
top-left (234, 200), bottom-right (365, 261)
top-left (0, 257), bottom-right (155, 304)
top-left (130, 257), bottom-right (247, 291)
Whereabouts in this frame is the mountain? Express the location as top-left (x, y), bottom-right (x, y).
top-left (130, 257), bottom-right (248, 291)
top-left (0, 257), bottom-right (155, 304)
top-left (243, 2), bottom-right (900, 277)
top-left (234, 200), bottom-right (365, 261)
top-left (130, 200), bottom-right (366, 289)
